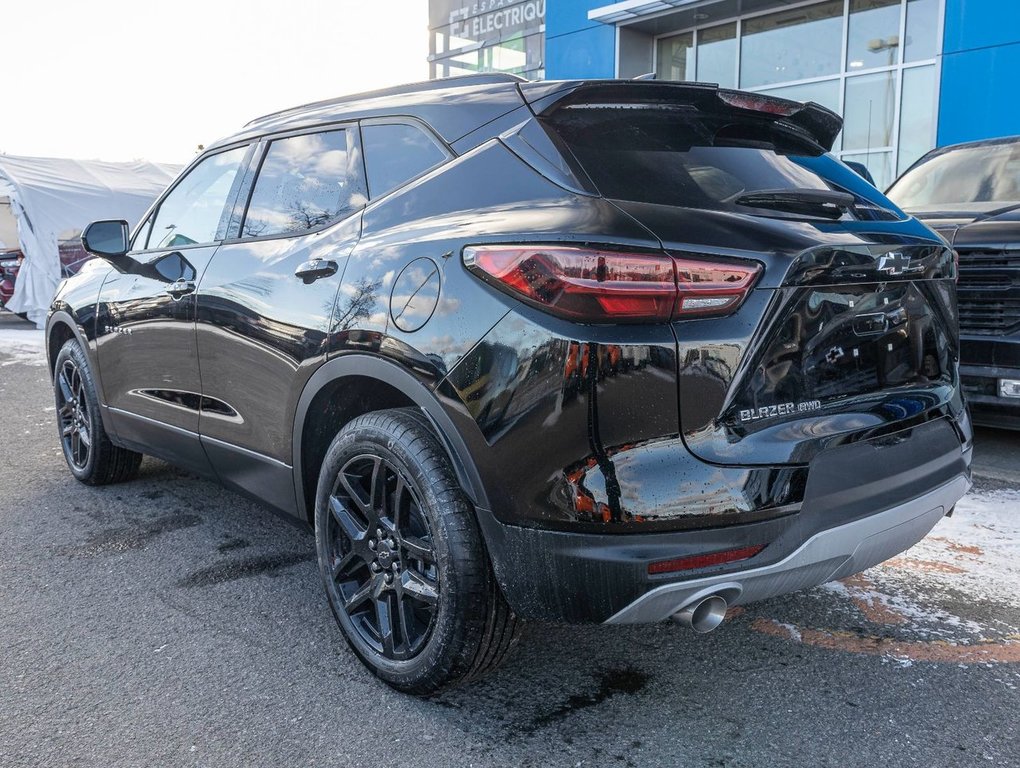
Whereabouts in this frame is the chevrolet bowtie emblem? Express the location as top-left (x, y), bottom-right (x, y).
top-left (877, 252), bottom-right (917, 275)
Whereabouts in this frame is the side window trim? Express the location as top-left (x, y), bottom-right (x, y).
top-left (223, 141), bottom-right (267, 241)
top-left (229, 122), bottom-right (367, 244)
top-left (131, 143), bottom-right (256, 253)
top-left (359, 116), bottom-right (453, 202)
top-left (130, 211), bottom-right (154, 252)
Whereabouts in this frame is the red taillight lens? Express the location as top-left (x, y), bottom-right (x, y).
top-left (673, 257), bottom-right (762, 317)
top-left (464, 246), bottom-right (677, 322)
top-left (464, 245), bottom-right (760, 323)
top-left (647, 544), bottom-right (765, 575)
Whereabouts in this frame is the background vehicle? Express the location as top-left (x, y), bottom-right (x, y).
top-left (49, 75), bottom-right (971, 694)
top-left (887, 136), bottom-right (1020, 428)
top-left (0, 244), bottom-right (91, 316)
top-left (0, 249), bottom-right (22, 314)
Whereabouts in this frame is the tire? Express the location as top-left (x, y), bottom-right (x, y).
top-left (314, 407), bottom-right (521, 695)
top-left (53, 338), bottom-right (143, 485)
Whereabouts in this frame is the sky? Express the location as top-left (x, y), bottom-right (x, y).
top-left (1, 0), bottom-right (429, 164)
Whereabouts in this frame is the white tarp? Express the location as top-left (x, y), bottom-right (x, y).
top-left (0, 155), bottom-right (179, 327)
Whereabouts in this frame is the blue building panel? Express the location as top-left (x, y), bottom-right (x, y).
top-left (938, 40), bottom-right (1020, 145)
top-left (546, 0), bottom-right (603, 38)
top-left (938, 0), bottom-right (1020, 145)
top-left (546, 0), bottom-right (615, 79)
top-left (941, 0), bottom-right (1020, 54)
top-left (546, 25), bottom-right (616, 79)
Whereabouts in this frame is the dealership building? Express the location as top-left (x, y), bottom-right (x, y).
top-left (429, 0), bottom-right (1020, 189)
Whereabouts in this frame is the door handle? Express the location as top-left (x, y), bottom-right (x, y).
top-left (294, 258), bottom-right (339, 284)
top-left (165, 279), bottom-right (196, 300)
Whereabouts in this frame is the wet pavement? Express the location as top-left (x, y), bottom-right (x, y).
top-left (1, 312), bottom-right (1018, 767)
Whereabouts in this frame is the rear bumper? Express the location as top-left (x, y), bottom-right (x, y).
top-left (477, 416), bottom-right (971, 623)
top-left (606, 474), bottom-right (969, 623)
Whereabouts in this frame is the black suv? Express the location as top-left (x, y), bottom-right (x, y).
top-left (887, 135), bottom-right (1020, 428)
top-left (50, 74), bottom-right (971, 694)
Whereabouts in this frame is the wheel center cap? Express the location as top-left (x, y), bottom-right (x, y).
top-left (376, 543), bottom-right (394, 567)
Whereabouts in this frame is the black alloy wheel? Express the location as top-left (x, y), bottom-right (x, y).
top-left (56, 357), bottom-right (92, 471)
top-left (52, 338), bottom-right (143, 485)
top-left (325, 454), bottom-right (440, 660)
top-left (315, 408), bottom-right (521, 694)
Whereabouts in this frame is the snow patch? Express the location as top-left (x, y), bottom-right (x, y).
top-left (885, 488), bottom-right (1020, 607)
top-left (0, 326), bottom-right (46, 366)
top-left (814, 488), bottom-right (1020, 643)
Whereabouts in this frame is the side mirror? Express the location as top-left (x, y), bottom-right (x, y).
top-left (844, 160), bottom-right (876, 187)
top-left (81, 220), bottom-right (130, 258)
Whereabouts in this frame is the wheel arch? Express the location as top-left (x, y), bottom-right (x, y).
top-left (292, 354), bottom-right (489, 524)
top-left (45, 311), bottom-right (87, 374)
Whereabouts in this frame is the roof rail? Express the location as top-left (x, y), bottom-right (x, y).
top-left (244, 73), bottom-right (528, 127)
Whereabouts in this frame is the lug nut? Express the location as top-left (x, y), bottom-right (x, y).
top-left (376, 528), bottom-right (384, 538)
top-left (368, 540), bottom-right (376, 550)
top-left (384, 573), bottom-right (393, 584)
top-left (371, 562), bottom-right (380, 572)
top-left (391, 561), bottom-right (400, 571)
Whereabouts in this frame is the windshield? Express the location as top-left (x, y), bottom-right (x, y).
top-left (887, 141), bottom-right (1020, 208)
top-left (542, 105), bottom-right (899, 221)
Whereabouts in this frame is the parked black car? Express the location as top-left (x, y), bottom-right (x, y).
top-left (49, 74), bottom-right (972, 694)
top-left (887, 135), bottom-right (1020, 428)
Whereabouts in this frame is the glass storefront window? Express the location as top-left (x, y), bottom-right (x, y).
top-left (697, 23), bottom-right (736, 88)
top-left (898, 64), bottom-right (937, 174)
top-left (846, 0), bottom-right (902, 71)
top-left (758, 79), bottom-right (841, 113)
top-left (739, 1), bottom-right (843, 88)
top-left (843, 71), bottom-right (897, 151)
top-left (905, 0), bottom-right (939, 61)
top-left (656, 32), bottom-right (694, 82)
top-left (842, 150), bottom-right (894, 190)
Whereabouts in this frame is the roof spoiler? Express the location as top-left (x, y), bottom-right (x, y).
top-left (246, 73), bottom-right (527, 128)
top-left (519, 80), bottom-right (843, 152)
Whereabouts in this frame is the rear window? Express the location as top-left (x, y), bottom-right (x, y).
top-left (543, 106), bottom-right (897, 220)
top-left (362, 122), bottom-right (448, 199)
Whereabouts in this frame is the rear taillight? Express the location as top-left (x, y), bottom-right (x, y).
top-left (673, 257), bottom-right (761, 317)
top-left (464, 245), bottom-right (760, 323)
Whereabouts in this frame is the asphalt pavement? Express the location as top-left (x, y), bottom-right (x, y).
top-left (1, 311), bottom-right (1018, 768)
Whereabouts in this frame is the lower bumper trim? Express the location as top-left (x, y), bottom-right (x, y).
top-left (605, 475), bottom-right (971, 624)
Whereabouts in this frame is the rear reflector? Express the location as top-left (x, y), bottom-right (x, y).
top-left (464, 245), bottom-right (760, 323)
top-left (647, 544), bottom-right (765, 575)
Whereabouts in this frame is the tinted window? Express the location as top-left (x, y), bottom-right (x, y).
top-left (887, 141), bottom-right (1020, 208)
top-left (544, 107), bottom-right (898, 219)
top-left (242, 130), bottom-right (363, 238)
top-left (149, 147), bottom-right (247, 249)
top-left (362, 123), bottom-right (447, 199)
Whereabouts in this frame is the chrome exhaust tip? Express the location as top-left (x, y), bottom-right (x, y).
top-left (673, 595), bottom-right (728, 633)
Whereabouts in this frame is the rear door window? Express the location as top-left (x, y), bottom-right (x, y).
top-left (242, 129), bottom-right (366, 238)
top-left (361, 122), bottom-right (448, 199)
